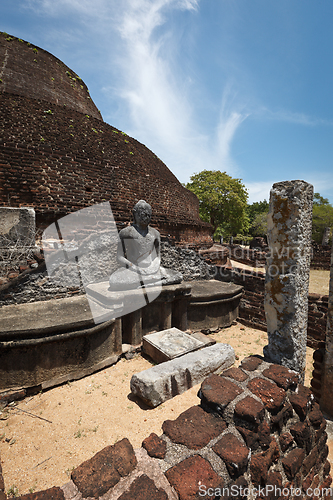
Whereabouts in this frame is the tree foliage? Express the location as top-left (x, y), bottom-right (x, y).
top-left (250, 212), bottom-right (268, 237)
top-left (312, 192), bottom-right (333, 244)
top-left (185, 170), bottom-right (249, 237)
top-left (246, 200), bottom-right (269, 237)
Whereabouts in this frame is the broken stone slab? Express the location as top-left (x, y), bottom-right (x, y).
top-left (130, 343), bottom-right (235, 407)
top-left (142, 327), bottom-right (206, 364)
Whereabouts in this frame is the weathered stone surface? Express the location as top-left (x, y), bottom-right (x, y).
top-left (289, 421), bottom-right (312, 452)
top-left (142, 328), bottom-right (204, 364)
top-left (0, 388), bottom-right (26, 410)
top-left (199, 373), bottom-right (242, 415)
top-left (315, 420), bottom-right (327, 442)
top-left (309, 405), bottom-right (324, 428)
top-left (187, 280), bottom-right (243, 331)
top-left (264, 180), bottom-right (313, 380)
top-left (258, 421), bottom-right (271, 449)
top-left (320, 475), bottom-right (333, 492)
top-left (323, 460), bottom-right (331, 477)
top-left (236, 426), bottom-right (259, 450)
top-left (0, 296), bottom-right (122, 391)
top-left (289, 392), bottom-right (312, 421)
top-left (266, 471), bottom-right (283, 500)
top-left (222, 366), bottom-right (248, 382)
top-left (250, 451), bottom-right (271, 486)
top-left (270, 402), bottom-right (293, 430)
top-left (142, 433), bottom-right (167, 459)
top-left (212, 433), bottom-right (249, 477)
top-left (240, 356), bottom-right (263, 371)
top-left (303, 470), bottom-right (316, 492)
top-left (268, 436), bottom-right (280, 463)
top-left (279, 432), bottom-right (294, 452)
top-left (234, 396), bottom-right (265, 425)
top-left (162, 405), bottom-right (226, 450)
top-left (262, 364), bottom-right (299, 390)
top-left (0, 207), bottom-right (35, 248)
top-left (281, 448), bottom-right (305, 480)
top-left (302, 445), bottom-right (319, 476)
top-left (71, 438), bottom-right (137, 498)
top-left (117, 474), bottom-right (168, 500)
top-left (227, 476), bottom-right (248, 500)
top-left (247, 378), bottom-right (286, 412)
top-left (15, 487), bottom-right (64, 500)
top-left (165, 455), bottom-right (224, 500)
top-left (130, 343), bottom-right (235, 407)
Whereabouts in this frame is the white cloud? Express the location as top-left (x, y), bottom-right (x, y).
top-left (245, 181), bottom-right (273, 204)
top-left (107, 0), bottom-right (249, 181)
top-left (246, 175), bottom-right (333, 205)
top-left (25, 0), bottom-right (248, 183)
top-left (257, 107), bottom-right (333, 127)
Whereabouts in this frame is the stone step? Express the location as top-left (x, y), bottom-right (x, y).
top-left (130, 343), bottom-right (235, 407)
top-left (142, 327), bottom-right (207, 364)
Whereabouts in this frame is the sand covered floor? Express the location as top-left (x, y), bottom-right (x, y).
top-left (0, 321), bottom-right (318, 496)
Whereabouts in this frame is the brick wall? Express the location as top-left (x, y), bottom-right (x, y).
top-left (311, 243), bottom-right (332, 271)
top-left (0, 33), bottom-right (212, 247)
top-left (226, 243), bottom-right (332, 271)
top-left (232, 268), bottom-right (328, 350)
top-left (2, 357), bottom-right (331, 499)
top-left (0, 32), bottom-right (100, 119)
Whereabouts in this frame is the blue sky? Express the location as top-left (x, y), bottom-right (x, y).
top-left (2, 0), bottom-right (333, 204)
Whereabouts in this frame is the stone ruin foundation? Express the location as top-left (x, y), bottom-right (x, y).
top-left (0, 356), bottom-right (331, 499)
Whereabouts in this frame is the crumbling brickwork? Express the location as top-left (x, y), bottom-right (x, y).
top-left (232, 268), bottom-right (328, 350)
top-left (0, 33), bottom-right (211, 246)
top-left (2, 357), bottom-right (331, 499)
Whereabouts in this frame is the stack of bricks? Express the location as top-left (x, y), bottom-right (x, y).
top-left (307, 295), bottom-right (329, 349)
top-left (311, 244), bottom-right (332, 271)
top-left (3, 356), bottom-right (331, 500)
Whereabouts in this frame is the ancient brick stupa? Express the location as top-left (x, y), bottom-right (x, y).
top-left (0, 32), bottom-right (211, 245)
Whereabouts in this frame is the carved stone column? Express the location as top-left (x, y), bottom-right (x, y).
top-left (264, 180), bottom-right (313, 381)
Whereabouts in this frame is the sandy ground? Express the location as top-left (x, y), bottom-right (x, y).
top-left (231, 261), bottom-right (330, 297)
top-left (0, 321), bottom-right (318, 497)
top-left (0, 268), bottom-right (330, 496)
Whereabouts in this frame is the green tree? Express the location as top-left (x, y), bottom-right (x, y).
top-left (185, 170), bottom-right (249, 237)
top-left (246, 200), bottom-right (269, 237)
top-left (312, 192), bottom-right (333, 244)
top-left (250, 212), bottom-right (268, 237)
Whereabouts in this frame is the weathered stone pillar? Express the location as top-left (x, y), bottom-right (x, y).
top-left (264, 180), bottom-right (313, 380)
top-left (160, 301), bottom-right (172, 330)
top-left (319, 242), bottom-right (333, 416)
top-left (322, 227), bottom-right (331, 246)
top-left (122, 309), bottom-right (142, 345)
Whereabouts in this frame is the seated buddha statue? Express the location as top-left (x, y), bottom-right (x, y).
top-left (108, 200), bottom-right (182, 291)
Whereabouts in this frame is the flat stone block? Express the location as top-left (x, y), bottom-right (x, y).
top-left (86, 281), bottom-right (191, 325)
top-left (142, 328), bottom-right (205, 364)
top-left (130, 343), bottom-right (235, 407)
top-left (188, 280), bottom-right (243, 331)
